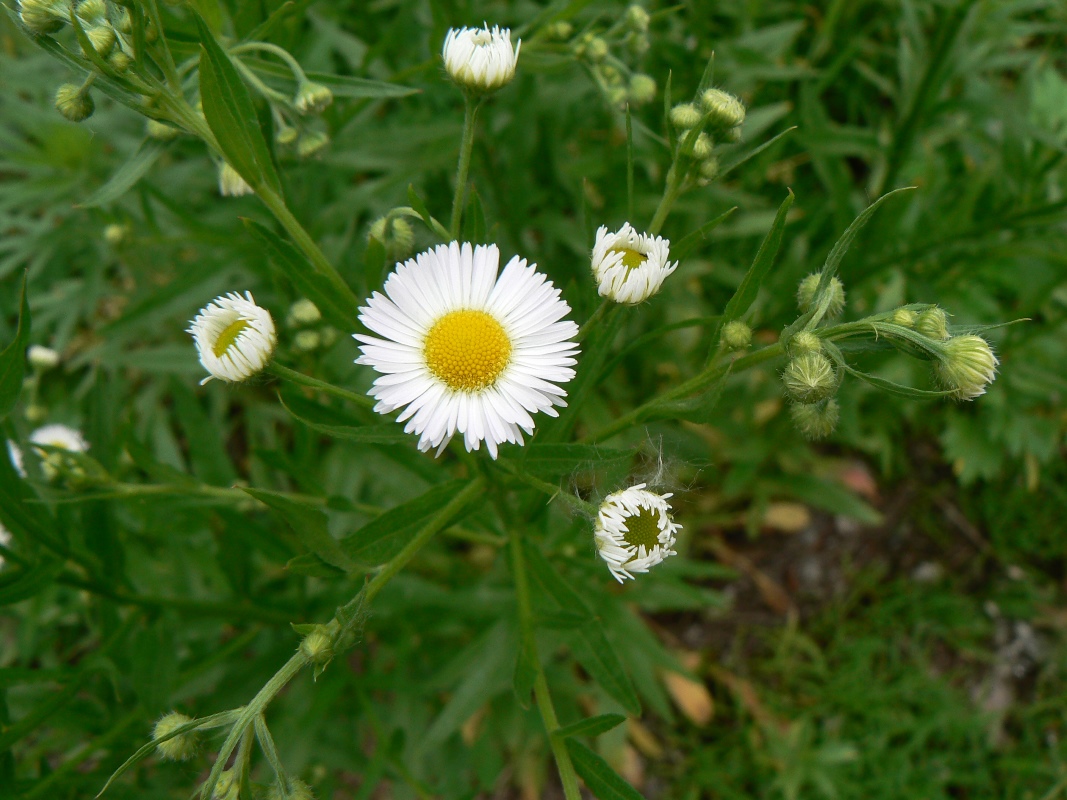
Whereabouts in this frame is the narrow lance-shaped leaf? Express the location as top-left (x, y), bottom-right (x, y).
top-left (565, 738), bottom-right (647, 800)
top-left (80, 139), bottom-right (167, 208)
top-left (194, 13), bottom-right (282, 195)
top-left (0, 273), bottom-right (30, 420)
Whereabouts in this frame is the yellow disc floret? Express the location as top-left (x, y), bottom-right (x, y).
top-left (609, 247), bottom-right (649, 271)
top-left (213, 318), bottom-right (249, 358)
top-left (424, 310), bottom-right (512, 392)
top-left (622, 506), bottom-right (663, 550)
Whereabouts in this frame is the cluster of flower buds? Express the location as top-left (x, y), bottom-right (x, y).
top-left (367, 213), bottom-right (416, 264)
top-left (568, 5), bottom-right (656, 108)
top-left (286, 298), bottom-right (337, 353)
top-left (669, 86), bottom-right (746, 184)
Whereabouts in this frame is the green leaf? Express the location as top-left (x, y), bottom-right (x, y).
top-left (565, 738), bottom-right (647, 800)
top-left (239, 57), bottom-right (419, 99)
top-left (337, 479), bottom-right (472, 566)
top-left (509, 443), bottom-right (634, 478)
top-left (555, 714), bottom-right (627, 741)
top-left (242, 488), bottom-right (356, 573)
top-left (0, 273), bottom-right (30, 420)
top-left (243, 219), bottom-right (362, 331)
top-left (280, 394), bottom-right (410, 445)
top-left (671, 207), bottom-right (737, 262)
top-left (0, 559), bottom-right (63, 606)
top-left (194, 13), bottom-right (282, 195)
top-left (717, 126), bottom-right (797, 180)
top-left (79, 139), bottom-right (166, 208)
top-left (512, 638), bottom-right (537, 710)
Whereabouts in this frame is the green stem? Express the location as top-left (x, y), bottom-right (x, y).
top-left (231, 41), bottom-right (308, 83)
top-left (508, 525), bottom-right (582, 800)
top-left (647, 162), bottom-right (686, 236)
top-left (577, 299), bottom-right (612, 343)
top-left (269, 363), bottom-right (374, 408)
top-left (497, 464), bottom-right (597, 517)
top-left (450, 97), bottom-right (481, 239)
top-left (231, 55), bottom-right (292, 106)
top-left (587, 341), bottom-right (785, 442)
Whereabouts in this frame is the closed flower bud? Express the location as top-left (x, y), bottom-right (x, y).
top-left (607, 86), bottom-right (628, 106)
top-left (628, 73), bottom-right (656, 105)
top-left (797, 273), bottom-right (846, 319)
top-left (104, 222), bottom-right (129, 245)
top-left (296, 130), bottom-right (329, 158)
top-left (19, 0), bottom-right (65, 34)
top-left (108, 49), bottom-right (132, 71)
top-left (721, 320), bottom-right (752, 351)
top-left (670, 102), bottom-right (701, 129)
top-left (443, 25), bottom-right (520, 93)
top-left (585, 36), bottom-right (609, 62)
top-left (217, 162), bottom-right (254, 197)
top-left (368, 216), bottom-right (415, 263)
top-left (269, 778), bottom-right (315, 800)
top-left (54, 83), bottom-right (94, 122)
top-left (146, 119), bottom-right (180, 140)
top-left (690, 131), bottom-right (713, 160)
top-left (789, 330), bottom-right (822, 355)
top-left (890, 308), bottom-right (917, 328)
top-left (700, 88), bottom-right (746, 129)
top-left (152, 712), bottom-right (198, 761)
top-left (213, 769), bottom-right (239, 800)
top-left (86, 24), bottom-right (116, 56)
top-left (27, 345), bottom-right (60, 370)
top-left (293, 330), bottom-right (321, 352)
top-left (115, 6), bottom-right (131, 32)
top-left (546, 21), bottom-right (572, 40)
top-left (276, 125), bottom-right (298, 145)
top-left (789, 398), bottom-right (839, 440)
top-left (934, 335), bottom-right (998, 400)
top-left (287, 298), bottom-right (321, 328)
top-left (915, 307), bottom-right (950, 340)
top-left (699, 156), bottom-right (720, 181)
top-left (75, 0), bottom-right (107, 24)
top-left (626, 4), bottom-right (650, 32)
top-left (299, 625), bottom-right (335, 665)
top-left (294, 80), bottom-right (333, 114)
top-left (782, 352), bottom-right (837, 403)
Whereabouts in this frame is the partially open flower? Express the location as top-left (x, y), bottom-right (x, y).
top-left (188, 292), bottom-right (277, 385)
top-left (442, 25), bottom-right (520, 93)
top-left (591, 223), bottom-right (678, 304)
top-left (17, 424), bottom-right (90, 482)
top-left (294, 80), bottom-right (333, 114)
top-left (594, 484), bottom-right (680, 582)
top-left (217, 162), bottom-right (254, 197)
top-left (934, 335), bottom-right (998, 400)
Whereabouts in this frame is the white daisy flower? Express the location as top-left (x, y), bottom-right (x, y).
top-left (594, 483), bottom-right (681, 583)
top-left (591, 223), bottom-right (678, 305)
top-left (355, 242), bottom-right (579, 459)
top-left (218, 162), bottom-right (254, 197)
top-left (188, 292), bottom-right (277, 385)
top-left (9, 424), bottom-right (90, 482)
top-left (442, 25), bottom-right (520, 92)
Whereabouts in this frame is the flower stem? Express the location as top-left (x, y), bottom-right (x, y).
top-left (577, 298), bottom-right (612, 343)
top-left (587, 341), bottom-right (786, 442)
top-left (508, 525), bottom-right (583, 800)
top-left (450, 97), bottom-right (481, 240)
top-left (268, 363), bottom-right (374, 408)
top-left (647, 162), bottom-right (686, 236)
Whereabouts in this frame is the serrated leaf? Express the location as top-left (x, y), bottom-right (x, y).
top-left (0, 273), bottom-right (30, 419)
top-left (194, 13), bottom-right (282, 195)
top-left (555, 713), bottom-right (627, 741)
top-left (565, 738), bottom-right (647, 800)
top-left (242, 488), bottom-right (355, 573)
top-left (79, 139), bottom-right (166, 208)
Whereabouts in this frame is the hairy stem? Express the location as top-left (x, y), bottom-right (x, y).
top-left (269, 363), bottom-right (374, 408)
top-left (450, 97), bottom-right (481, 239)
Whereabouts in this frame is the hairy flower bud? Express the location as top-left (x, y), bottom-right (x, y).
top-left (699, 156), bottom-right (720, 181)
top-left (19, 0), bottom-right (65, 34)
top-left (108, 49), bottom-right (132, 71)
top-left (889, 308), bottom-right (917, 328)
top-left (546, 21), bottom-right (573, 40)
top-left (86, 24), bottom-right (116, 56)
top-left (690, 131), bottom-right (713, 160)
top-left (276, 125), bottom-right (298, 145)
top-left (915, 307), bottom-right (950, 341)
top-left (789, 330), bottom-right (822, 355)
top-left (628, 73), bottom-right (656, 105)
top-left (368, 216), bottom-right (415, 263)
top-left (797, 273), bottom-right (846, 319)
top-left (296, 130), bottom-right (329, 158)
top-left (213, 769), bottom-right (239, 800)
top-left (934, 335), bottom-right (998, 400)
top-left (294, 80), bottom-right (333, 114)
top-left (293, 330), bottom-right (321, 352)
top-left (269, 778), bottom-right (315, 800)
top-left (670, 102), bottom-right (701, 130)
top-left (146, 119), bottom-right (180, 140)
top-left (153, 712), bottom-right (198, 761)
top-left (626, 4), bottom-right (650, 32)
top-left (75, 0), bottom-right (107, 24)
top-left (700, 88), bottom-right (746, 129)
top-left (104, 222), bottom-right (130, 246)
top-left (299, 626), bottom-right (334, 665)
top-left (54, 83), bottom-right (94, 122)
top-left (287, 299), bottom-right (322, 328)
top-left (782, 352), bottom-right (837, 403)
top-left (585, 36), bottom-right (609, 62)
top-left (789, 398), bottom-right (839, 440)
top-left (721, 320), bottom-right (752, 351)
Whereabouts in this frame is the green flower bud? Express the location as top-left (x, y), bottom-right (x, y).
top-left (700, 88), bottom-right (746, 129)
top-left (54, 83), bottom-right (94, 122)
top-left (546, 21), bottom-right (573, 40)
top-left (933, 335), bottom-right (998, 400)
top-left (86, 24), bottom-right (116, 56)
top-left (600, 65), bottom-right (622, 87)
top-left (607, 86), bottom-right (628, 106)
top-left (690, 131), bottom-right (713, 160)
top-left (146, 119), bottom-right (180, 140)
top-left (19, 0), bottom-right (65, 34)
top-left (299, 626), bottom-right (334, 665)
top-left (699, 156), bottom-right (720, 181)
top-left (626, 4), bottom-right (650, 32)
top-left (320, 327), bottom-right (338, 347)
top-left (789, 330), bottom-right (822, 355)
top-left (586, 36), bottom-right (609, 62)
top-left (104, 222), bottom-right (129, 246)
top-left (75, 0), bottom-right (107, 24)
top-left (628, 73), bottom-right (656, 105)
top-left (782, 352), bottom-right (837, 404)
top-left (115, 7), bottom-right (131, 32)
top-left (915, 307), bottom-right (949, 341)
top-left (287, 298), bottom-right (322, 328)
top-left (212, 769), bottom-right (239, 800)
top-left (25, 404), bottom-right (47, 423)
top-left (670, 102), bottom-right (701, 129)
top-left (789, 398), bottom-right (839, 440)
top-left (294, 80), bottom-right (333, 114)
top-left (797, 273), bottom-right (846, 319)
top-left (108, 49), bottom-right (132, 72)
top-left (276, 125), bottom-right (299, 145)
top-left (721, 320), bottom-right (752, 351)
top-left (153, 712), bottom-right (198, 761)
top-left (296, 130), bottom-right (329, 158)
top-left (268, 778), bottom-right (315, 800)
top-left (889, 308), bottom-right (917, 328)
top-left (368, 216), bottom-right (415, 263)
top-left (293, 330), bottom-right (321, 352)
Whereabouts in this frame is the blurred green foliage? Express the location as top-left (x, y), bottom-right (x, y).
top-left (1, 0), bottom-right (1065, 798)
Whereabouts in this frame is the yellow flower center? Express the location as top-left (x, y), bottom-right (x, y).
top-left (213, 318), bottom-right (249, 358)
top-left (609, 247), bottom-right (648, 271)
top-left (621, 506), bottom-right (662, 550)
top-left (424, 309), bottom-right (512, 392)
